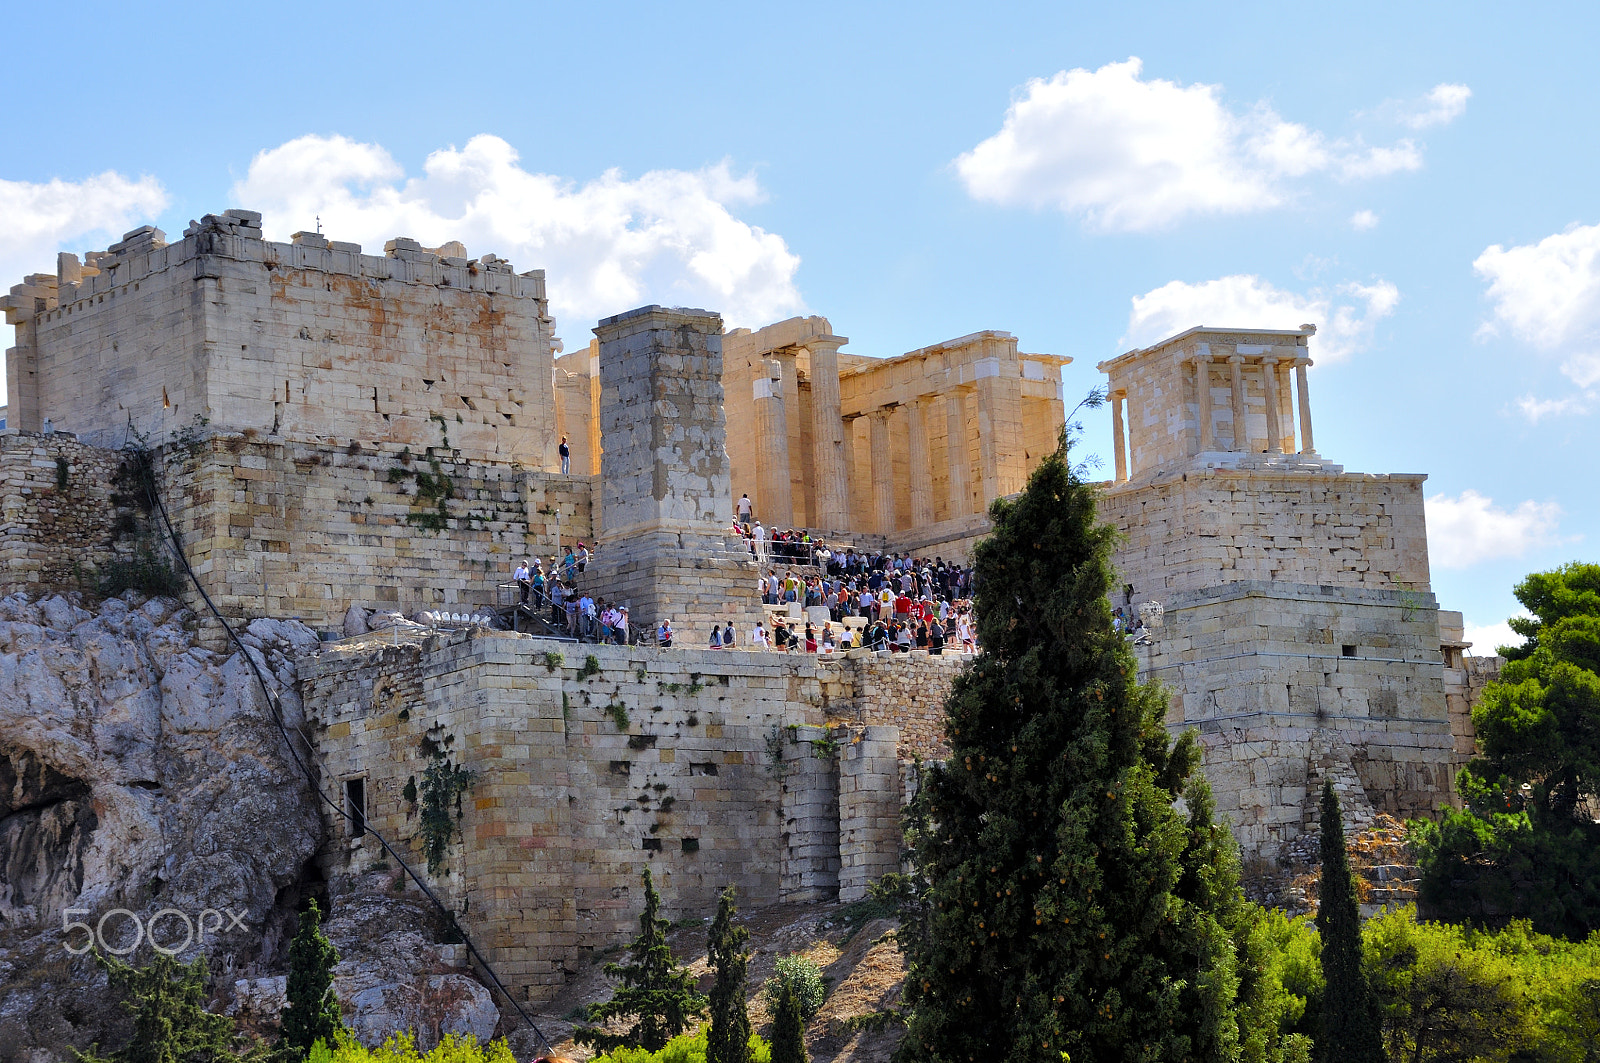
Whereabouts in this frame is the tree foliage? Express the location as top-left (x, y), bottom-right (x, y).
top-left (706, 886), bottom-right (753, 1063)
top-left (1315, 783), bottom-right (1384, 1063)
top-left (77, 951), bottom-right (257, 1063)
top-left (1413, 562), bottom-right (1600, 937)
top-left (280, 900), bottom-right (345, 1059)
top-left (761, 955), bottom-right (826, 1024)
top-left (768, 979), bottom-right (808, 1063)
top-left (576, 868), bottom-right (708, 1053)
top-left (895, 441), bottom-right (1277, 1062)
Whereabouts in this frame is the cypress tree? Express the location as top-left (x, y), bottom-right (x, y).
top-left (706, 885), bottom-right (753, 1063)
top-left (576, 867), bottom-right (707, 1052)
top-left (77, 951), bottom-right (250, 1063)
top-left (897, 440), bottom-right (1247, 1063)
top-left (1315, 781), bottom-right (1384, 1063)
top-left (279, 899), bottom-right (344, 1059)
top-left (769, 978), bottom-right (809, 1063)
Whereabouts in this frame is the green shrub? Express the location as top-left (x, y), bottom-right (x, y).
top-left (306, 1030), bottom-right (515, 1063)
top-left (97, 544), bottom-right (184, 599)
top-left (591, 1028), bottom-right (771, 1063)
top-left (762, 954), bottom-right (826, 1022)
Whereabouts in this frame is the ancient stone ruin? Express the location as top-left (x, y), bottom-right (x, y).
top-left (0, 216), bottom-right (1497, 1019)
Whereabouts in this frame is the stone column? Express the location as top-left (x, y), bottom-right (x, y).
top-left (1195, 357), bottom-right (1213, 452)
top-left (841, 413), bottom-right (861, 529)
top-left (588, 305), bottom-right (761, 642)
top-left (1229, 355), bottom-right (1248, 452)
top-left (945, 391), bottom-right (972, 518)
top-left (1262, 358), bottom-right (1283, 454)
top-left (906, 398), bottom-right (935, 527)
top-left (869, 407), bottom-right (896, 534)
top-left (1295, 359), bottom-right (1316, 454)
top-left (753, 357), bottom-right (794, 526)
top-left (1111, 389), bottom-right (1128, 482)
top-left (805, 336), bottom-right (851, 532)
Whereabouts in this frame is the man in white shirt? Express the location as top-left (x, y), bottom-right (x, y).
top-left (754, 521), bottom-right (768, 562)
top-left (738, 493), bottom-right (753, 523)
top-left (513, 558), bottom-right (531, 604)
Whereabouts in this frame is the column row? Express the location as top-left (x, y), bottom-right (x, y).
top-left (854, 390), bottom-right (986, 535)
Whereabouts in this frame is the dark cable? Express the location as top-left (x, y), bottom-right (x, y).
top-left (130, 445), bottom-right (558, 1057)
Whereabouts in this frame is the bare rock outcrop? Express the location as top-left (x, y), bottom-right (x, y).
top-left (0, 592), bottom-right (323, 1059)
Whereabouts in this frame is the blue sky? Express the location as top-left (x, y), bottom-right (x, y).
top-left (3, 2), bottom-right (1595, 647)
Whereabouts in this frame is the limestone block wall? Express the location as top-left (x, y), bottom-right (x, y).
top-left (839, 725), bottom-right (904, 902)
top-left (6, 214), bottom-right (558, 469)
top-left (0, 432), bottom-right (138, 594)
top-left (155, 437), bottom-right (593, 627)
top-left (302, 634), bottom-right (967, 1000)
top-left (1135, 581), bottom-right (1455, 855)
top-left (1101, 467), bottom-right (1431, 599)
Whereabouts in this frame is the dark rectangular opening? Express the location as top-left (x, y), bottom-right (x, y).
top-left (681, 838), bottom-right (699, 853)
top-left (344, 778), bottom-right (366, 838)
top-left (1341, 645), bottom-right (1357, 658)
top-left (641, 837), bottom-right (662, 851)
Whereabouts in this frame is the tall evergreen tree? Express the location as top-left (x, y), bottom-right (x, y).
top-left (575, 867), bottom-right (707, 1053)
top-left (706, 885), bottom-right (753, 1063)
top-left (1315, 782), bottom-right (1383, 1063)
top-left (897, 438), bottom-right (1248, 1063)
top-left (769, 978), bottom-right (809, 1063)
top-left (279, 899), bottom-right (344, 1059)
top-left (77, 951), bottom-right (254, 1063)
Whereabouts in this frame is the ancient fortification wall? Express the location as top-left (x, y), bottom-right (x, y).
top-left (3, 213), bottom-right (558, 469)
top-left (303, 634), bottom-right (963, 1002)
top-left (0, 434), bottom-right (136, 595)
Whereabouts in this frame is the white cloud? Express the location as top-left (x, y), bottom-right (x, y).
top-left (1475, 222), bottom-right (1600, 350)
top-left (1475, 221), bottom-right (1600, 416)
top-left (1123, 273), bottom-right (1398, 362)
top-left (1463, 618), bottom-right (1523, 656)
top-left (953, 58), bottom-right (1424, 231)
top-left (1400, 83), bottom-right (1472, 129)
top-left (1425, 490), bottom-right (1570, 568)
top-left (232, 134), bottom-right (804, 339)
top-left (1350, 209), bottom-right (1379, 231)
top-left (1514, 392), bottom-right (1594, 422)
top-left (0, 171), bottom-right (168, 293)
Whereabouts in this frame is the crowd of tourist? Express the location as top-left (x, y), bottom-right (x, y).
top-left (511, 551), bottom-right (636, 644)
top-left (506, 495), bottom-right (984, 656)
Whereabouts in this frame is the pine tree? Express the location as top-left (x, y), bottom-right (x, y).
top-left (897, 440), bottom-right (1248, 1063)
top-left (769, 978), bottom-right (809, 1063)
top-left (76, 951), bottom-right (253, 1063)
top-left (279, 899), bottom-right (344, 1059)
top-left (1315, 782), bottom-right (1384, 1063)
top-left (706, 885), bottom-right (753, 1063)
top-left (575, 867), bottom-right (708, 1053)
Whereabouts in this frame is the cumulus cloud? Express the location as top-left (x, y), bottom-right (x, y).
top-left (1122, 273), bottom-right (1398, 362)
top-left (953, 58), bottom-right (1423, 231)
top-left (1350, 209), bottom-right (1379, 231)
top-left (0, 171), bottom-right (168, 292)
top-left (1474, 221), bottom-right (1600, 415)
top-left (1400, 83), bottom-right (1472, 129)
top-left (1425, 490), bottom-right (1571, 569)
top-left (232, 133), bottom-right (804, 338)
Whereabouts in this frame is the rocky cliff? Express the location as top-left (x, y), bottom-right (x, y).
top-left (0, 593), bottom-right (496, 1060)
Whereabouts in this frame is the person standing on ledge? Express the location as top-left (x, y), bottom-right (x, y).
top-left (514, 558), bottom-right (532, 604)
top-left (559, 433), bottom-right (570, 474)
top-left (738, 492), bottom-right (753, 524)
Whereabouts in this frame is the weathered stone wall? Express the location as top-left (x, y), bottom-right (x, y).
top-left (1133, 580), bottom-right (1456, 855)
top-left (1100, 466), bottom-right (1431, 599)
top-left (0, 433), bottom-right (140, 596)
top-left (157, 436), bottom-right (592, 627)
top-left (4, 214), bottom-right (558, 469)
top-left (302, 634), bottom-right (965, 1002)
